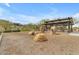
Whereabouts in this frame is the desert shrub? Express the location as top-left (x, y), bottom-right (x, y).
top-left (20, 23), bottom-right (39, 31)
top-left (4, 29), bottom-right (20, 33)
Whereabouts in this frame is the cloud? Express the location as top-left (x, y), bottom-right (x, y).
top-left (0, 6), bottom-right (55, 24)
top-left (72, 13), bottom-right (79, 27)
top-left (9, 14), bottom-right (40, 24)
top-left (0, 7), bottom-right (40, 24)
top-left (73, 13), bottom-right (79, 21)
top-left (5, 3), bottom-right (10, 7)
top-left (0, 6), bottom-right (61, 24)
top-left (73, 13), bottom-right (79, 18)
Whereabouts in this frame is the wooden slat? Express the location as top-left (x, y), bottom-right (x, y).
top-left (43, 17), bottom-right (74, 25)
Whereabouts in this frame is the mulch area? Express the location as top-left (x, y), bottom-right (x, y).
top-left (0, 32), bottom-right (79, 55)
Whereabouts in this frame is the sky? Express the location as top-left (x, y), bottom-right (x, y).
top-left (0, 3), bottom-right (79, 25)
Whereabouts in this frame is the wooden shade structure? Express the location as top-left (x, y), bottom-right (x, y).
top-left (42, 17), bottom-right (74, 32)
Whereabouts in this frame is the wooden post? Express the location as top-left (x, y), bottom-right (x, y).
top-left (45, 25), bottom-right (48, 31)
top-left (68, 22), bottom-right (71, 33)
top-left (70, 24), bottom-right (73, 32)
top-left (62, 25), bottom-right (65, 32)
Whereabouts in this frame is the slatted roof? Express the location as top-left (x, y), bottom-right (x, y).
top-left (42, 17), bottom-right (74, 25)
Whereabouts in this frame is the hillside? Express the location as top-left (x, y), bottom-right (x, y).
top-left (0, 19), bottom-right (38, 32)
top-left (0, 19), bottom-right (22, 32)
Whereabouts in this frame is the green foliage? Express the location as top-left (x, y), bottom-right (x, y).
top-left (1, 18), bottom-right (74, 32)
top-left (20, 23), bottom-right (38, 31)
top-left (37, 19), bottom-right (50, 30)
top-left (39, 19), bottom-right (49, 24)
top-left (0, 19), bottom-right (40, 32)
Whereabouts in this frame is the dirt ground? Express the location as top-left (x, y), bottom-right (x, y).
top-left (0, 31), bottom-right (79, 55)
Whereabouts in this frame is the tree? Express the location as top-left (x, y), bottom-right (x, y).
top-left (39, 19), bottom-right (49, 25)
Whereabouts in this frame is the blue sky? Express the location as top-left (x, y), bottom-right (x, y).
top-left (0, 3), bottom-right (79, 25)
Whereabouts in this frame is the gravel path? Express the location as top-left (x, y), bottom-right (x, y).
top-left (0, 32), bottom-right (79, 55)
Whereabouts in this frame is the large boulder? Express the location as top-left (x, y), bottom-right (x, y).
top-left (28, 31), bottom-right (35, 35)
top-left (33, 33), bottom-right (48, 42)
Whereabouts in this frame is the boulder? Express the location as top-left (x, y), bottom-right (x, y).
top-left (28, 31), bottom-right (35, 35)
top-left (33, 33), bottom-right (48, 42)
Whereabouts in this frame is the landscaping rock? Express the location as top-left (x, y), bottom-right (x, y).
top-left (33, 33), bottom-right (48, 42)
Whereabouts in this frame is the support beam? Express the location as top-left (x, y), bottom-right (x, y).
top-left (70, 24), bottom-right (73, 32)
top-left (68, 22), bottom-right (71, 33)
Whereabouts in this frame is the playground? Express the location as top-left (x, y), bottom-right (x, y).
top-left (0, 17), bottom-right (79, 55)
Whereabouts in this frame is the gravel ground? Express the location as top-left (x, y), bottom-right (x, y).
top-left (0, 31), bottom-right (79, 55)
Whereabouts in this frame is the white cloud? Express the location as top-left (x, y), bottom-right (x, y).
top-left (72, 13), bottom-right (79, 27)
top-left (0, 7), bottom-right (41, 24)
top-left (0, 6), bottom-right (60, 24)
top-left (5, 3), bottom-right (10, 7)
top-left (73, 13), bottom-right (79, 21)
top-left (0, 6), bottom-right (55, 24)
top-left (73, 13), bottom-right (79, 18)
top-left (9, 14), bottom-right (40, 24)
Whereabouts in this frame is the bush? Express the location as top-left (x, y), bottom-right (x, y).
top-left (4, 30), bottom-right (20, 33)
